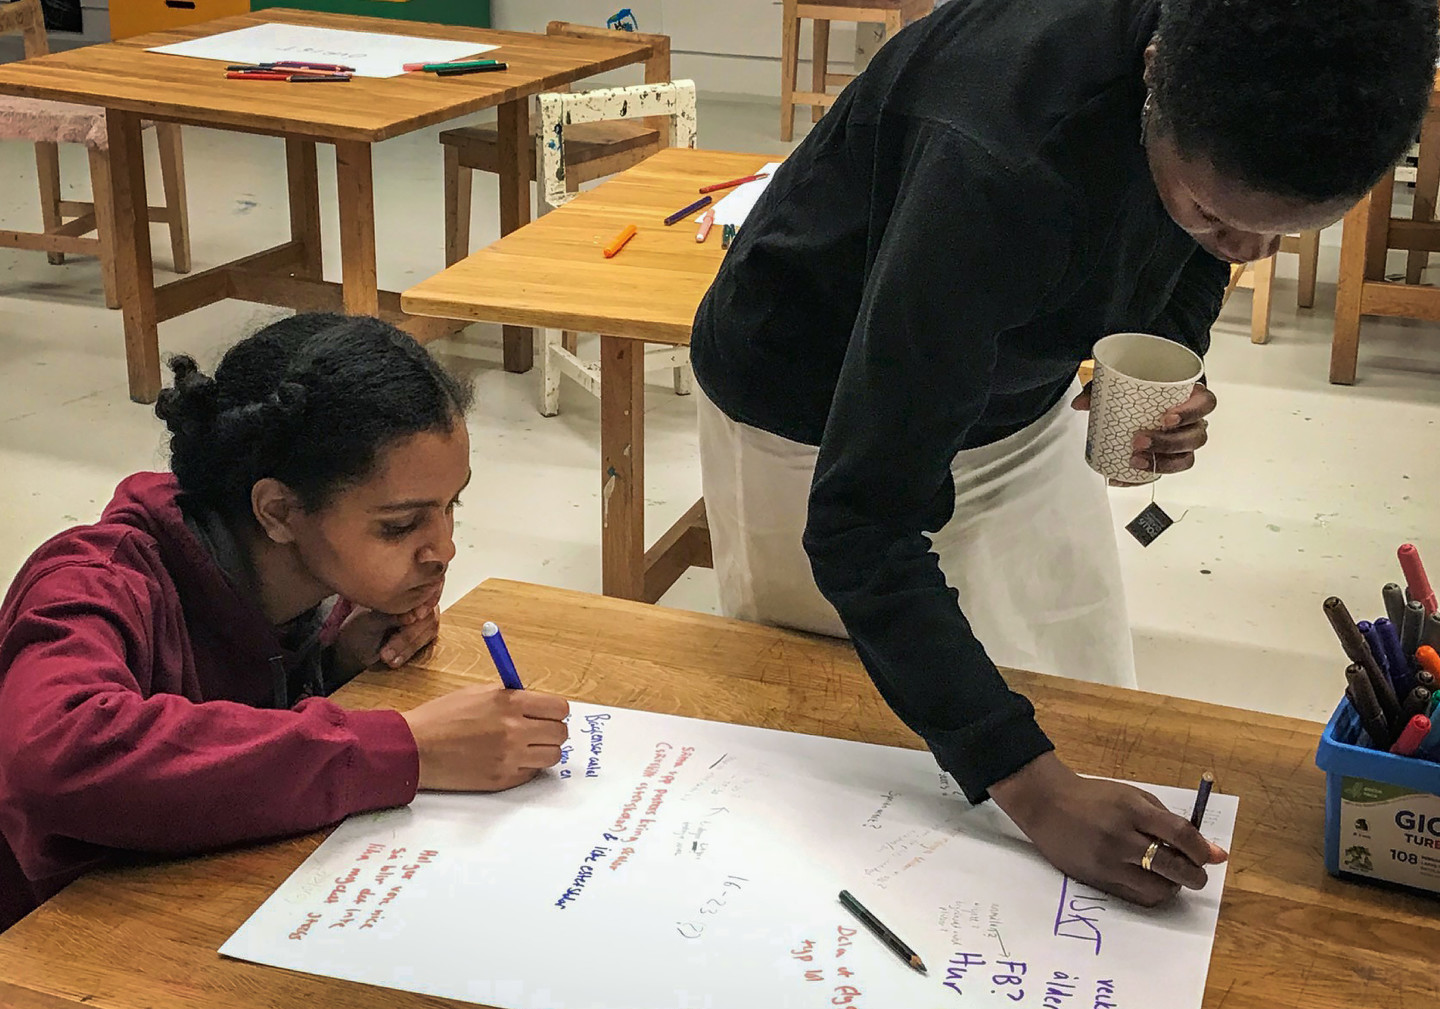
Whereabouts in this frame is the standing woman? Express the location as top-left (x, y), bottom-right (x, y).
top-left (692, 0), bottom-right (1436, 904)
top-left (0, 315), bottom-right (570, 932)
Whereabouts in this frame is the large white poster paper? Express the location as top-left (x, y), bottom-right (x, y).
top-left (221, 703), bottom-right (1237, 1009)
top-left (148, 24), bottom-right (497, 79)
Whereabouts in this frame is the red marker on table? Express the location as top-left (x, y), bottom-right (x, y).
top-left (226, 72), bottom-right (351, 82)
top-left (698, 171), bottom-right (771, 194)
top-left (1399, 543), bottom-right (1436, 615)
top-left (1390, 714), bottom-right (1431, 756)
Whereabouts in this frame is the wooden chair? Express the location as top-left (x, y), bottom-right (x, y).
top-left (0, 0), bottom-right (190, 308)
top-left (534, 80), bottom-right (697, 418)
top-left (1224, 231), bottom-right (1322, 344)
top-left (780, 0), bottom-right (930, 142)
top-left (440, 21), bottom-right (672, 268)
top-left (1331, 79), bottom-right (1440, 384)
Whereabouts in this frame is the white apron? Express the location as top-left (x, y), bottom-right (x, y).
top-left (696, 382), bottom-right (1137, 687)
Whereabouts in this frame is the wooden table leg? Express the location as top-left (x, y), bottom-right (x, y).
top-left (286, 139), bottom-right (323, 282)
top-left (335, 140), bottom-right (380, 316)
top-left (600, 335), bottom-right (646, 599)
top-left (1331, 192), bottom-right (1372, 385)
top-left (497, 98), bottom-right (534, 373)
top-left (105, 109), bottom-right (161, 404)
top-left (34, 141), bottom-right (63, 266)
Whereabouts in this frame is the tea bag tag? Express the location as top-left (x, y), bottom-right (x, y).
top-left (1124, 454), bottom-right (1186, 547)
top-left (1126, 501), bottom-right (1174, 547)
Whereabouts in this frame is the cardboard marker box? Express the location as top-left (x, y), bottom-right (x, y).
top-left (1316, 698), bottom-right (1440, 897)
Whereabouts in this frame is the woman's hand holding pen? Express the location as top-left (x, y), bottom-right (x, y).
top-left (401, 685), bottom-right (570, 792)
top-left (989, 752), bottom-right (1228, 906)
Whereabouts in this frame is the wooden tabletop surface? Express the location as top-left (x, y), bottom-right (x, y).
top-left (1, 578), bottom-right (1435, 1009)
top-left (403, 148), bottom-right (771, 344)
top-left (0, 8), bottom-right (651, 143)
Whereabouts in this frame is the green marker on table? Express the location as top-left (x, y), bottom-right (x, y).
top-left (404, 59), bottom-right (502, 73)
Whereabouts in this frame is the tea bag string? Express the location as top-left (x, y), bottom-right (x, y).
top-left (1149, 448), bottom-right (1189, 524)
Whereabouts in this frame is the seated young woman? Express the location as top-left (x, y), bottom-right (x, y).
top-left (0, 313), bottom-right (570, 932)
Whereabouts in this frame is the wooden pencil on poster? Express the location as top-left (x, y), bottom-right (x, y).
top-left (837, 889), bottom-right (926, 975)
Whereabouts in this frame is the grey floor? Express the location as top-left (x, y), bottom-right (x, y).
top-left (1, 94), bottom-right (1438, 724)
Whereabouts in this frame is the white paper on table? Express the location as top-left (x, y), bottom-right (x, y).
top-left (699, 161), bottom-right (782, 227)
top-left (147, 24), bottom-right (497, 79)
top-left (220, 702), bottom-right (1238, 1009)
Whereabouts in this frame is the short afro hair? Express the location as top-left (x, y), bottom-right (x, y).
top-left (1151, 0), bottom-right (1439, 203)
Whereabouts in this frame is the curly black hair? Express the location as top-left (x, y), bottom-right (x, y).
top-left (154, 314), bottom-right (474, 520)
top-left (1151, 0), bottom-right (1439, 202)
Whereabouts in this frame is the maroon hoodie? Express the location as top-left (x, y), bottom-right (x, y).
top-left (0, 473), bottom-right (419, 932)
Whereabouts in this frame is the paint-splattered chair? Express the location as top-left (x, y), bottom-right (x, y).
top-left (0, 0), bottom-right (191, 308)
top-left (528, 79), bottom-right (698, 418)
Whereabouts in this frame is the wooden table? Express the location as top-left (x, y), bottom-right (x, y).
top-left (2, 577), bottom-right (1436, 1009)
top-left (404, 148), bottom-right (772, 601)
top-left (0, 9), bottom-right (652, 402)
top-left (1331, 75), bottom-right (1440, 384)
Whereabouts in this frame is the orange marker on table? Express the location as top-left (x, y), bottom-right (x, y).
top-left (696, 208), bottom-right (715, 243)
top-left (603, 224), bottom-right (638, 258)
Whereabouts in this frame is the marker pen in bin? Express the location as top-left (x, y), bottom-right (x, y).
top-left (1345, 663), bottom-right (1395, 749)
top-left (1402, 600), bottom-right (1427, 659)
top-left (1425, 612), bottom-right (1440, 651)
top-left (1383, 582), bottom-right (1408, 628)
top-left (1375, 618), bottom-right (1414, 694)
top-left (1402, 685), bottom-right (1433, 721)
top-left (1399, 543), bottom-right (1436, 615)
top-left (1390, 715), bottom-right (1431, 757)
top-left (1417, 714), bottom-right (1440, 758)
top-left (1325, 598), bottom-right (1401, 725)
top-left (1359, 621), bottom-right (1390, 676)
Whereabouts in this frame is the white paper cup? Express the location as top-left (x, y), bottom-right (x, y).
top-left (1085, 332), bottom-right (1203, 485)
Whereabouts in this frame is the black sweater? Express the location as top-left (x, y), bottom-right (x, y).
top-left (689, 0), bottom-right (1227, 802)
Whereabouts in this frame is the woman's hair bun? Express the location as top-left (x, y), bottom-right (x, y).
top-left (154, 354), bottom-right (220, 434)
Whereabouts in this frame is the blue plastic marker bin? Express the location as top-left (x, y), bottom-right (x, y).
top-left (1315, 698), bottom-right (1440, 896)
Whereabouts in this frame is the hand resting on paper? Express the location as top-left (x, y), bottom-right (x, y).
top-left (400, 684), bottom-right (571, 792)
top-left (1071, 383), bottom-right (1217, 483)
top-left (989, 752), bottom-right (1229, 906)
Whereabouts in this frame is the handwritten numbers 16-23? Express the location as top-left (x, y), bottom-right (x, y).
top-left (674, 875), bottom-right (748, 939)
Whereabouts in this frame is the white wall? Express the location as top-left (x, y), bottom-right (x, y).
top-left (490, 0), bottom-right (861, 97)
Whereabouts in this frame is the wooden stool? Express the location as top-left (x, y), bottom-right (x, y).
top-left (780, 0), bottom-right (930, 142)
top-left (0, 0), bottom-right (191, 309)
top-left (440, 22), bottom-right (671, 269)
top-left (1331, 77), bottom-right (1440, 384)
top-left (1226, 231), bottom-right (1322, 344)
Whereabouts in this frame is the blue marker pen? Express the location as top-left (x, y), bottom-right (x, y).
top-left (1375, 618), bottom-right (1415, 695)
top-left (482, 621), bottom-right (525, 690)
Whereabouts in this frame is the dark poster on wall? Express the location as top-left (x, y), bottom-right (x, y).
top-left (41, 0), bottom-right (82, 34)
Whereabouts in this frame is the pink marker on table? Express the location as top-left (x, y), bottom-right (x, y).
top-left (696, 207), bottom-right (715, 243)
top-left (1399, 543), bottom-right (1436, 615)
